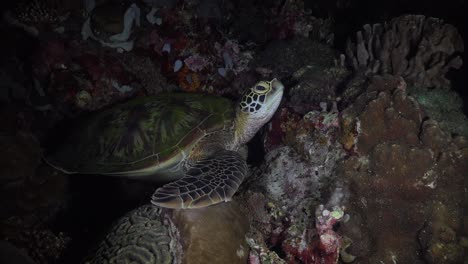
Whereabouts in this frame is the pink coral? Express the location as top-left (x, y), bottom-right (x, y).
top-left (303, 102), bottom-right (339, 132)
top-left (281, 206), bottom-right (345, 264)
top-left (263, 108), bottom-right (302, 152)
top-left (248, 252), bottom-right (261, 264)
top-left (184, 54), bottom-right (209, 72)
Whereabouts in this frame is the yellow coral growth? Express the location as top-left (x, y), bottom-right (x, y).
top-left (338, 116), bottom-right (356, 151)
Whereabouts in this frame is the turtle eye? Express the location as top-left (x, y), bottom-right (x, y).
top-left (253, 82), bottom-right (269, 94)
top-left (255, 85), bottom-right (266, 91)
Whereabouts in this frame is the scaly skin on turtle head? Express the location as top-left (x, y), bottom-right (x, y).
top-left (233, 79), bottom-right (284, 147)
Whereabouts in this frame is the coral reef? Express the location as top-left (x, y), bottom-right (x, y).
top-left (120, 53), bottom-right (173, 95)
top-left (336, 75), bottom-right (467, 263)
top-left (3, 227), bottom-right (70, 264)
top-left (408, 86), bottom-right (468, 137)
top-left (250, 37), bottom-right (349, 114)
top-left (176, 65), bottom-right (202, 92)
top-left (340, 75), bottom-right (422, 154)
top-left (239, 102), bottom-right (348, 263)
top-left (1, 0), bottom-right (466, 262)
top-left (143, 9), bottom-right (257, 94)
top-left (242, 185), bottom-right (350, 264)
top-left (4, 0), bottom-right (77, 36)
top-left (184, 54), bottom-right (210, 72)
top-left (82, 1), bottom-right (141, 52)
top-left (268, 0), bottom-right (334, 42)
top-left (14, 0), bottom-right (61, 24)
top-left (289, 64), bottom-right (349, 114)
top-left (249, 146), bottom-right (328, 211)
top-left (84, 204), bottom-right (175, 264)
top-left (171, 201), bottom-right (250, 264)
top-left (50, 52), bottom-right (140, 112)
top-left (282, 204), bottom-right (348, 264)
top-left (215, 40), bottom-right (253, 76)
top-left (29, 39), bottom-right (146, 116)
top-left (86, 201), bottom-right (249, 264)
top-left (344, 15), bottom-right (464, 89)
top-left (251, 48), bottom-right (465, 264)
top-left (251, 37), bottom-right (336, 80)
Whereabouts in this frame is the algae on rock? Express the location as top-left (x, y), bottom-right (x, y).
top-left (408, 86), bottom-right (468, 137)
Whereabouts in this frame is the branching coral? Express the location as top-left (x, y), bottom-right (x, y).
top-left (344, 15), bottom-right (464, 89)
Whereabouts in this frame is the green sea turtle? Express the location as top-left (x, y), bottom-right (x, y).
top-left (46, 79), bottom-right (284, 209)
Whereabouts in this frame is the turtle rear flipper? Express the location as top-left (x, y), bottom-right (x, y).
top-left (151, 150), bottom-right (247, 209)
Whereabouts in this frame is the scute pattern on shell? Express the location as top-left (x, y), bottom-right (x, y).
top-left (84, 205), bottom-right (174, 264)
top-left (48, 93), bottom-right (235, 174)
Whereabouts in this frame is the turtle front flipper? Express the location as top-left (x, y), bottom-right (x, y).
top-left (151, 150), bottom-right (247, 209)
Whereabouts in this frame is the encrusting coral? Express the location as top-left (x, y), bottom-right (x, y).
top-left (336, 75), bottom-right (467, 263)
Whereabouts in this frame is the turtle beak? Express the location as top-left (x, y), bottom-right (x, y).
top-left (264, 78), bottom-right (284, 115)
top-left (270, 78), bottom-right (284, 93)
top-left (270, 78), bottom-right (284, 101)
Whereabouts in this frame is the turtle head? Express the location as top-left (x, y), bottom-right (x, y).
top-left (233, 79), bottom-right (284, 146)
top-left (239, 78), bottom-right (284, 121)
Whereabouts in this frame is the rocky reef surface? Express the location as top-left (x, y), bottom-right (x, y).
top-left (0, 0), bottom-right (466, 263)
